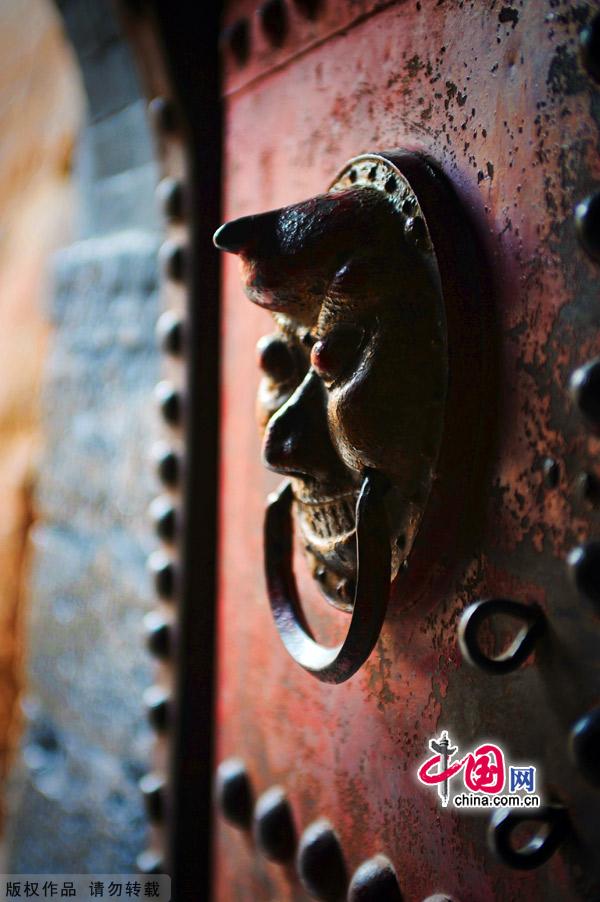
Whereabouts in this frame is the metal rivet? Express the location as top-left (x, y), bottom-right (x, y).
top-left (148, 550), bottom-right (176, 600)
top-left (581, 14), bottom-right (600, 83)
top-left (488, 805), bottom-right (568, 870)
top-left (253, 785), bottom-right (296, 862)
top-left (144, 685), bottom-right (170, 733)
top-left (405, 216), bottom-right (427, 248)
top-left (148, 97), bottom-right (179, 134)
top-left (149, 496), bottom-right (178, 542)
top-left (223, 19), bottom-right (251, 65)
top-left (570, 358), bottom-right (600, 428)
top-left (144, 611), bottom-right (172, 661)
top-left (297, 818), bottom-right (348, 901)
top-left (215, 758), bottom-right (254, 829)
top-left (542, 457), bottom-right (559, 488)
top-left (566, 541), bottom-right (600, 611)
top-left (575, 194), bottom-right (600, 263)
top-left (139, 772), bottom-right (166, 822)
top-left (155, 381), bottom-right (182, 427)
top-left (159, 240), bottom-right (187, 282)
top-left (348, 854), bottom-right (402, 901)
top-left (458, 599), bottom-right (546, 674)
top-left (292, 0), bottom-right (322, 20)
top-left (152, 442), bottom-right (180, 488)
top-left (259, 0), bottom-right (288, 47)
top-left (156, 310), bottom-right (184, 356)
top-left (156, 178), bottom-right (185, 222)
top-left (569, 708), bottom-right (600, 787)
top-left (136, 850), bottom-right (163, 875)
top-left (576, 471), bottom-right (600, 507)
top-left (336, 578), bottom-right (355, 605)
top-left (256, 334), bottom-right (295, 381)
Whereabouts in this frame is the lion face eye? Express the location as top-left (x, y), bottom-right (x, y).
top-left (310, 325), bottom-right (365, 386)
top-left (256, 334), bottom-right (298, 384)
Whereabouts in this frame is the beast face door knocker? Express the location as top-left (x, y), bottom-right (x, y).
top-left (214, 151), bottom-right (479, 683)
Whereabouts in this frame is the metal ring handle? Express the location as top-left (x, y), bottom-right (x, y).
top-left (264, 472), bottom-right (391, 683)
top-left (458, 598), bottom-right (546, 674)
top-left (488, 806), bottom-right (569, 870)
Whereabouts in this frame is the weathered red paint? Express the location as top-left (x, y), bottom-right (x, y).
top-left (215, 1), bottom-right (600, 899)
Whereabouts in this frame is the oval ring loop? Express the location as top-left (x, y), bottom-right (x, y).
top-left (488, 806), bottom-right (569, 870)
top-left (458, 598), bottom-right (546, 674)
top-left (264, 472), bottom-right (392, 683)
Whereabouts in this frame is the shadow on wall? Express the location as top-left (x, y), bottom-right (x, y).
top-left (0, 0), bottom-right (163, 873)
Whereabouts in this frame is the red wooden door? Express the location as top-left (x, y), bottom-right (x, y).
top-left (213, 2), bottom-right (600, 899)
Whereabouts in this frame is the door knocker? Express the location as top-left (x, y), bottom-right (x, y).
top-left (214, 152), bottom-right (460, 682)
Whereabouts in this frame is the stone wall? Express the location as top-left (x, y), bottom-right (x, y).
top-left (7, 232), bottom-right (160, 871)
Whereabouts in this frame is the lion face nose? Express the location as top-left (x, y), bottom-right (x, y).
top-left (213, 208), bottom-right (283, 255)
top-left (262, 371), bottom-right (348, 484)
